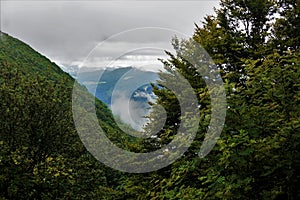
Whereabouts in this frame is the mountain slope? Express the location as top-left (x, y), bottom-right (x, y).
top-left (0, 32), bottom-right (129, 199)
top-left (76, 67), bottom-right (158, 105)
top-left (0, 32), bottom-right (69, 82)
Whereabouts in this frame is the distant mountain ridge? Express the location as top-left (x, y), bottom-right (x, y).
top-left (76, 67), bottom-right (158, 104)
top-left (75, 66), bottom-right (159, 130)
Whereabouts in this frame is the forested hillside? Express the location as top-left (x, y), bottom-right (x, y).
top-left (0, 32), bottom-right (132, 199)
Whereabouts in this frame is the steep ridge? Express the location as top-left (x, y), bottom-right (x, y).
top-left (0, 32), bottom-right (129, 199)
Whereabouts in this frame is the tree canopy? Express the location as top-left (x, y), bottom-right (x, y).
top-left (122, 0), bottom-right (300, 199)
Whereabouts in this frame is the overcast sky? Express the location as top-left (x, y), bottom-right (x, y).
top-left (1, 1), bottom-right (219, 71)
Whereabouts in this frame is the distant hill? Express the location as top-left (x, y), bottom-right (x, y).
top-left (76, 67), bottom-right (159, 130)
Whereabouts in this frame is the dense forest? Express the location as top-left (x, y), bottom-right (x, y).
top-left (1, 0), bottom-right (300, 199)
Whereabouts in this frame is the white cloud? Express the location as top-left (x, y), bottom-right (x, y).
top-left (111, 91), bottom-right (151, 132)
top-left (78, 54), bottom-right (166, 72)
top-left (1, 1), bottom-right (220, 68)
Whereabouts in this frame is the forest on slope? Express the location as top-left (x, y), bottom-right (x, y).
top-left (0, 31), bottom-right (136, 199)
top-left (1, 0), bottom-right (300, 199)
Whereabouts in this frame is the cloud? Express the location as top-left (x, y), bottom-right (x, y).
top-left (79, 54), bottom-right (167, 72)
top-left (1, 1), bottom-right (219, 68)
top-left (111, 91), bottom-right (151, 131)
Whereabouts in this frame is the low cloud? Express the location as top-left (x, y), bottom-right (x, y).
top-left (111, 91), bottom-right (152, 131)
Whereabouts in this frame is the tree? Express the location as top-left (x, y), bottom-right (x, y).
top-left (123, 0), bottom-right (300, 199)
top-left (272, 0), bottom-right (300, 51)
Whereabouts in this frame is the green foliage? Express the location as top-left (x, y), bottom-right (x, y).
top-left (122, 0), bottom-right (300, 199)
top-left (0, 32), bottom-right (126, 199)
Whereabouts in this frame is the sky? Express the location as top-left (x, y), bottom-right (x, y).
top-left (1, 0), bottom-right (220, 72)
